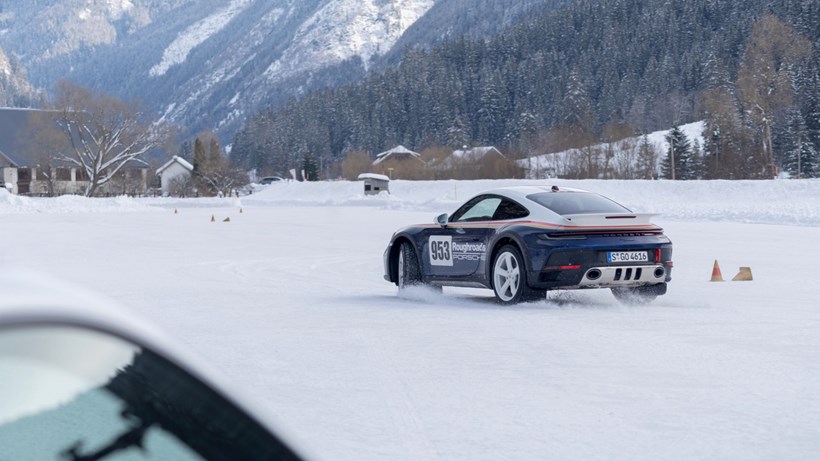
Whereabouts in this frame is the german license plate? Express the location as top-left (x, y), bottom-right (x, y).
top-left (607, 251), bottom-right (648, 263)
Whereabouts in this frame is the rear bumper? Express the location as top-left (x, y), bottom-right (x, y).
top-left (529, 265), bottom-right (673, 290)
top-left (526, 243), bottom-right (673, 290)
top-left (577, 264), bottom-right (668, 287)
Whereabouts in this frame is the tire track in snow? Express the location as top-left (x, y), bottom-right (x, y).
top-left (366, 330), bottom-right (440, 461)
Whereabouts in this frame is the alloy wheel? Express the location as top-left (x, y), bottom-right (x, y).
top-left (493, 251), bottom-right (520, 302)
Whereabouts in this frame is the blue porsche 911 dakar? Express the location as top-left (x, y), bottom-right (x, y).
top-left (383, 185), bottom-right (673, 304)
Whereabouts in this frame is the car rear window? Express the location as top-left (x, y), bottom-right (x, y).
top-left (526, 192), bottom-right (630, 215)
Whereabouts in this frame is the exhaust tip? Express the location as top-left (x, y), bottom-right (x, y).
top-left (586, 269), bottom-right (602, 281)
top-left (654, 267), bottom-right (666, 278)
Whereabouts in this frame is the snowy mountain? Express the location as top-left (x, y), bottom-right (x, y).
top-left (0, 0), bottom-right (561, 142)
top-left (0, 0), bottom-right (437, 138)
top-left (0, 0), bottom-right (544, 143)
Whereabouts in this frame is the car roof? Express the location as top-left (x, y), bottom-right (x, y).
top-left (481, 185), bottom-right (590, 199)
top-left (0, 271), bottom-right (311, 457)
top-left (468, 185), bottom-right (594, 221)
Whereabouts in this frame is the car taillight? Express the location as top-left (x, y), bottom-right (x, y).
top-left (655, 248), bottom-right (662, 262)
top-left (543, 265), bottom-right (581, 270)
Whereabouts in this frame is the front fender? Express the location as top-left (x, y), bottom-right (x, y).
top-left (383, 229), bottom-right (429, 284)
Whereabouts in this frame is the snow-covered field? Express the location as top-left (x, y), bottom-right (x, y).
top-left (2, 179), bottom-right (820, 460)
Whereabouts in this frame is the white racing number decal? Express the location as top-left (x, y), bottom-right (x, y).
top-left (429, 235), bottom-right (453, 266)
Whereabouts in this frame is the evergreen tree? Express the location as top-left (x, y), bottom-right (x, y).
top-left (191, 131), bottom-right (240, 196)
top-left (559, 69), bottom-right (594, 136)
top-left (302, 153), bottom-right (319, 181)
top-left (192, 138), bottom-right (207, 174)
top-left (176, 140), bottom-right (192, 162)
top-left (782, 109), bottom-right (819, 178)
top-left (445, 116), bottom-right (469, 149)
top-left (661, 126), bottom-right (694, 180)
top-left (801, 69), bottom-right (820, 157)
top-left (690, 139), bottom-right (706, 180)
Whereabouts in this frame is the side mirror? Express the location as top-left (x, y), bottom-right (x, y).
top-left (435, 213), bottom-right (449, 227)
top-left (0, 324), bottom-right (304, 460)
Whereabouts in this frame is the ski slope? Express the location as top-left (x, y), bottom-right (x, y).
top-left (2, 179), bottom-right (819, 460)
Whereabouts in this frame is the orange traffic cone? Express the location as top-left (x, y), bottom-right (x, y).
top-left (223, 217), bottom-right (231, 222)
top-left (710, 260), bottom-right (724, 282)
top-left (210, 214), bottom-right (215, 222)
top-left (732, 267), bottom-right (753, 281)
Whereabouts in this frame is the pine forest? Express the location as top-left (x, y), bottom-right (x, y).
top-left (230, 0), bottom-right (820, 180)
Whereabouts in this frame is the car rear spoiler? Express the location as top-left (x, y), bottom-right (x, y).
top-left (561, 212), bottom-right (659, 227)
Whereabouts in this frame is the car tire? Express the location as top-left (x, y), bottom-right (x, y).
top-left (611, 283), bottom-right (666, 305)
top-left (491, 245), bottom-right (545, 304)
top-left (397, 242), bottom-right (422, 289)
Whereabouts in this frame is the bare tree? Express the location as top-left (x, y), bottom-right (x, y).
top-left (635, 135), bottom-right (660, 180)
top-left (601, 122), bottom-right (635, 179)
top-left (340, 151), bottom-right (373, 180)
top-left (167, 174), bottom-right (196, 197)
top-left (613, 137), bottom-right (640, 179)
top-left (17, 111), bottom-right (66, 196)
top-left (419, 147), bottom-right (452, 179)
top-left (372, 156), bottom-right (427, 180)
top-left (737, 16), bottom-right (812, 177)
top-left (53, 81), bottom-right (166, 196)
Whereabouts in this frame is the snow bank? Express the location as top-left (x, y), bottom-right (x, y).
top-left (0, 189), bottom-right (156, 214)
top-left (244, 178), bottom-right (820, 227)
top-left (4, 178), bottom-right (820, 226)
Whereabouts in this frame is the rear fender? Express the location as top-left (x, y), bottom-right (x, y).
top-left (487, 233), bottom-right (532, 281)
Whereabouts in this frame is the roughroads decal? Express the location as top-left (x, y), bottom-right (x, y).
top-left (430, 237), bottom-right (487, 266)
top-left (452, 242), bottom-right (486, 261)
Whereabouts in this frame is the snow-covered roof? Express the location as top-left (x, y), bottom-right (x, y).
top-left (156, 155), bottom-right (194, 175)
top-left (376, 145), bottom-right (417, 158)
top-left (357, 173), bottom-right (390, 182)
top-left (0, 108), bottom-right (75, 168)
top-left (373, 145), bottom-right (423, 165)
top-left (451, 146), bottom-right (505, 161)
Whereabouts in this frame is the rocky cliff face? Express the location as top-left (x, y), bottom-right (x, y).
top-left (0, 47), bottom-right (37, 107)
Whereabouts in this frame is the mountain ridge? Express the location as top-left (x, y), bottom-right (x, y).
top-left (0, 0), bottom-right (561, 141)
